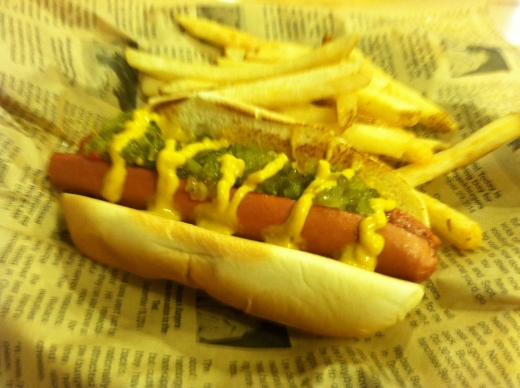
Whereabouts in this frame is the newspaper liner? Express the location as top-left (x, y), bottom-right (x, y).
top-left (1, 0), bottom-right (520, 387)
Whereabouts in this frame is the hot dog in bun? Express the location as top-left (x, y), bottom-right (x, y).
top-left (49, 93), bottom-right (440, 337)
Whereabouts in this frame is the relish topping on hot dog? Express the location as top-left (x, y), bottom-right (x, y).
top-left (194, 152), bottom-right (289, 235)
top-left (78, 107), bottom-right (401, 271)
top-left (150, 137), bottom-right (230, 220)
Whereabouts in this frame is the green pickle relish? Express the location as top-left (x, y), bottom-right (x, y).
top-left (82, 112), bottom-right (380, 214)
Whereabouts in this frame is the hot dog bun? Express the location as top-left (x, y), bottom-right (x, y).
top-left (61, 193), bottom-right (424, 337)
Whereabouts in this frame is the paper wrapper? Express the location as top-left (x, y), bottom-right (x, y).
top-left (1, 0), bottom-right (519, 386)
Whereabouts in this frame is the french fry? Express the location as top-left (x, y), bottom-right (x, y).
top-left (419, 192), bottom-right (482, 250)
top-left (356, 86), bottom-right (421, 128)
top-left (341, 123), bottom-right (411, 160)
top-left (213, 60), bottom-right (372, 109)
top-left (274, 103), bottom-right (338, 125)
top-left (126, 35), bottom-right (358, 84)
top-left (397, 113), bottom-right (520, 187)
top-left (341, 123), bottom-right (434, 163)
top-left (175, 15), bottom-right (264, 50)
top-left (175, 14), bottom-right (312, 61)
top-left (336, 93), bottom-right (358, 128)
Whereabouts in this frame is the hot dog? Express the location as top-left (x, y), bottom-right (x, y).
top-left (49, 93), bottom-right (440, 337)
top-left (49, 153), bottom-right (439, 282)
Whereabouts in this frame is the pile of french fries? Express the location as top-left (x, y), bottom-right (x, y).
top-left (126, 15), bottom-right (520, 251)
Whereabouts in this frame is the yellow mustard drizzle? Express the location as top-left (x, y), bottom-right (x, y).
top-left (263, 160), bottom-right (355, 250)
top-left (195, 154), bottom-right (245, 234)
top-left (102, 108), bottom-right (159, 203)
top-left (338, 197), bottom-right (396, 271)
top-left (149, 138), bottom-right (229, 219)
top-left (195, 153), bottom-right (289, 235)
